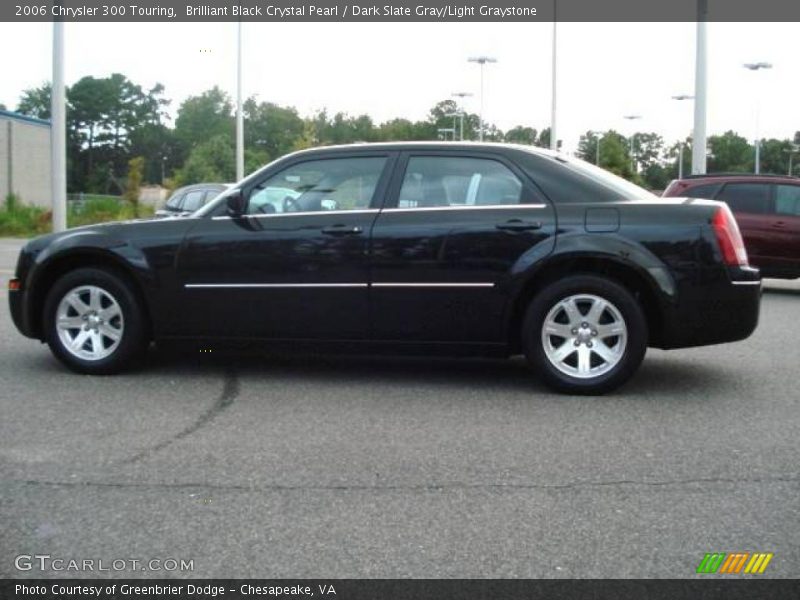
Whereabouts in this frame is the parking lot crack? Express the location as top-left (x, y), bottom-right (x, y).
top-left (6, 474), bottom-right (799, 494)
top-left (121, 367), bottom-right (239, 464)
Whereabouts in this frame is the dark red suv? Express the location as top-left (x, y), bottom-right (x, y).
top-left (664, 174), bottom-right (800, 279)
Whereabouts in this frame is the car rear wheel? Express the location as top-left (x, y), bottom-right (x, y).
top-left (44, 268), bottom-right (148, 374)
top-left (523, 275), bottom-right (648, 394)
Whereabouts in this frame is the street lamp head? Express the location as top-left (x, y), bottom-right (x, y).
top-left (743, 62), bottom-right (773, 71)
top-left (452, 92), bottom-right (473, 98)
top-left (468, 56), bottom-right (498, 64)
top-left (623, 115), bottom-right (642, 120)
top-left (672, 94), bottom-right (695, 101)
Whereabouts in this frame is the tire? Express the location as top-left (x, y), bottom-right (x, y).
top-left (43, 267), bottom-right (149, 374)
top-left (523, 275), bottom-right (648, 395)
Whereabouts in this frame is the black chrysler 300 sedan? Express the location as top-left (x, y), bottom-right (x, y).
top-left (8, 143), bottom-right (762, 394)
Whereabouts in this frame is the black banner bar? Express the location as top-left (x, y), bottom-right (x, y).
top-left (3, 580), bottom-right (800, 600)
top-left (4, 0), bottom-right (800, 22)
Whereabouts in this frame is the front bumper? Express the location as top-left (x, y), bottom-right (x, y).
top-left (8, 283), bottom-right (37, 339)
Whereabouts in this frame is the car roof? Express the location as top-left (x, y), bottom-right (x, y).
top-left (171, 183), bottom-right (232, 195)
top-left (678, 173), bottom-right (800, 184)
top-left (274, 141), bottom-right (561, 158)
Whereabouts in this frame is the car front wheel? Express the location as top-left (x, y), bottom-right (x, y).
top-left (523, 275), bottom-right (648, 395)
top-left (44, 267), bottom-right (148, 374)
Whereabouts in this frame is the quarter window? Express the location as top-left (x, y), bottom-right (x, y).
top-left (716, 183), bottom-right (771, 214)
top-left (775, 185), bottom-right (800, 216)
top-left (398, 156), bottom-right (523, 208)
top-left (247, 157), bottom-right (387, 215)
top-left (181, 190), bottom-right (206, 212)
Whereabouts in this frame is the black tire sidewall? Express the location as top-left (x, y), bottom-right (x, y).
top-left (44, 267), bottom-right (147, 374)
top-left (523, 275), bottom-right (648, 395)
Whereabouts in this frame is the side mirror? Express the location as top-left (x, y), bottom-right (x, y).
top-left (226, 190), bottom-right (246, 216)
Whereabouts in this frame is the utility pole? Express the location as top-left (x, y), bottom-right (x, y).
top-left (550, 19), bottom-right (558, 151)
top-left (468, 56), bottom-right (497, 142)
top-left (51, 17), bottom-right (67, 232)
top-left (451, 92), bottom-right (473, 141)
top-left (235, 21), bottom-right (244, 181)
top-left (672, 94), bottom-right (694, 180)
top-left (692, 0), bottom-right (708, 175)
top-left (743, 62), bottom-right (773, 175)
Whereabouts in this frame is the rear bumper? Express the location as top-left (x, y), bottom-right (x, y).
top-left (657, 267), bottom-right (761, 349)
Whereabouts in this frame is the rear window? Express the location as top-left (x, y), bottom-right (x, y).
top-left (684, 183), bottom-right (721, 199)
top-left (716, 183), bottom-right (771, 214)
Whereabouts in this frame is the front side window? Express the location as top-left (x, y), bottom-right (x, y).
top-left (247, 157), bottom-right (387, 215)
top-left (717, 183), bottom-right (771, 214)
top-left (398, 156), bottom-right (523, 208)
top-left (775, 184), bottom-right (800, 216)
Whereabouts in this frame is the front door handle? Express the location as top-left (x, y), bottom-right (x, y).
top-left (322, 224), bottom-right (363, 236)
top-left (496, 219), bottom-right (543, 232)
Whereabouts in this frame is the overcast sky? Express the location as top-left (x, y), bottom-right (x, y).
top-left (0, 21), bottom-right (797, 151)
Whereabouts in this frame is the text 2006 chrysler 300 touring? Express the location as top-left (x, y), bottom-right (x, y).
top-left (8, 143), bottom-right (761, 394)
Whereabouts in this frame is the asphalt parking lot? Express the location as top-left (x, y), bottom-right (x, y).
top-left (0, 236), bottom-right (798, 579)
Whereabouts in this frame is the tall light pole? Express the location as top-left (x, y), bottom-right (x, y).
top-left (51, 17), bottom-right (67, 232)
top-left (784, 143), bottom-right (798, 176)
top-left (743, 61), bottom-right (773, 175)
top-left (672, 94), bottom-right (694, 179)
top-left (550, 20), bottom-right (558, 151)
top-left (692, 1), bottom-right (708, 175)
top-left (451, 91), bottom-right (473, 140)
top-left (468, 56), bottom-right (497, 142)
top-left (623, 115), bottom-right (642, 173)
top-left (235, 21), bottom-right (244, 181)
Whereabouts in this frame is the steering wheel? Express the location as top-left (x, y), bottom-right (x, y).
top-left (282, 195), bottom-right (302, 213)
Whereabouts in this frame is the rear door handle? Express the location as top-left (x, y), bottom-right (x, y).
top-left (322, 224), bottom-right (363, 236)
top-left (496, 219), bottom-right (543, 232)
top-left (772, 221), bottom-right (787, 228)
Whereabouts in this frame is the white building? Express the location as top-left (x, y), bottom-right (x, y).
top-left (0, 110), bottom-right (52, 208)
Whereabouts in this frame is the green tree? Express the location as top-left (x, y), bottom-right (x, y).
top-left (244, 99), bottom-right (304, 158)
top-left (174, 87), bottom-right (233, 154)
top-left (174, 134), bottom-right (234, 185)
top-left (597, 131), bottom-right (636, 181)
top-left (504, 126), bottom-right (537, 145)
top-left (124, 156), bottom-right (144, 216)
top-left (707, 131), bottom-right (753, 172)
top-left (16, 83), bottom-right (52, 119)
top-left (759, 138), bottom-right (794, 175)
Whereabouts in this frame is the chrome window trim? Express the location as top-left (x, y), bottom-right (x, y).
top-left (383, 204), bottom-right (547, 213)
top-left (185, 282), bottom-right (496, 289)
top-left (731, 280), bottom-right (761, 286)
top-left (371, 282), bottom-right (495, 288)
top-left (209, 204), bottom-right (547, 220)
top-left (213, 209), bottom-right (380, 220)
top-left (185, 283), bottom-right (369, 289)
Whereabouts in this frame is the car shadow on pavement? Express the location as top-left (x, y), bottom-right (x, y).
top-left (139, 345), bottom-right (732, 400)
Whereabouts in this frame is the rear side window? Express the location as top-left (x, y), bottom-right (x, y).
top-left (398, 156), bottom-right (523, 208)
top-left (716, 183), bottom-right (771, 214)
top-left (684, 183), bottom-right (721, 199)
top-left (181, 190), bottom-right (206, 212)
top-left (775, 185), bottom-right (800, 216)
top-left (165, 193), bottom-right (185, 209)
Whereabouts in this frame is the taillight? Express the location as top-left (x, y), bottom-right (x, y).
top-left (8, 279), bottom-right (21, 291)
top-left (712, 205), bottom-right (749, 267)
